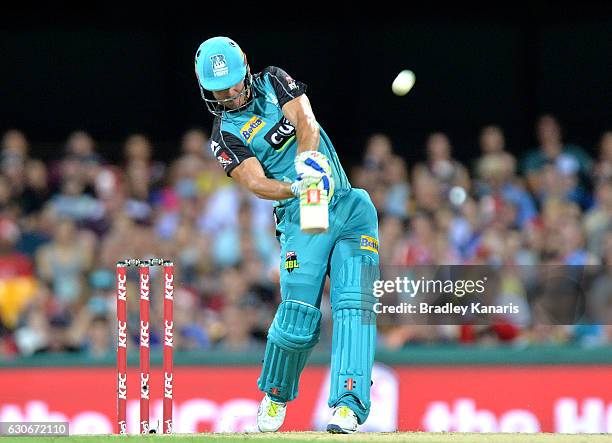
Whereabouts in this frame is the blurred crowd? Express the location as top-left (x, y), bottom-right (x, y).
top-left (0, 113), bottom-right (610, 358)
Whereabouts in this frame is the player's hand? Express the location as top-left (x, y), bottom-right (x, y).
top-left (295, 151), bottom-right (331, 177)
top-left (291, 173), bottom-right (321, 197)
top-left (290, 173), bottom-right (334, 198)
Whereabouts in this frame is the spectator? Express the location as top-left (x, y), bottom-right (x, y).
top-left (383, 155), bottom-right (410, 219)
top-left (21, 160), bottom-right (50, 215)
top-left (363, 134), bottom-right (393, 174)
top-left (216, 304), bottom-right (261, 351)
top-left (47, 131), bottom-right (97, 191)
top-left (584, 178), bottom-right (612, 257)
top-left (413, 132), bottom-right (470, 200)
top-left (84, 315), bottom-right (112, 358)
top-left (181, 128), bottom-right (210, 158)
top-left (393, 211), bottom-right (436, 266)
top-left (35, 218), bottom-right (93, 308)
top-left (33, 313), bottom-right (80, 354)
top-left (478, 125), bottom-right (507, 156)
top-left (124, 133), bottom-right (165, 187)
top-left (173, 287), bottom-right (210, 350)
top-left (1, 129), bottom-right (29, 159)
top-left (49, 178), bottom-right (105, 223)
top-left (594, 131), bottom-right (612, 181)
top-left (13, 307), bottom-right (48, 356)
top-left (2, 120), bottom-right (612, 356)
top-left (587, 233), bottom-right (612, 321)
top-left (0, 217), bottom-right (37, 331)
top-left (475, 152), bottom-right (537, 228)
top-left (379, 216), bottom-right (405, 267)
top-left (557, 219), bottom-right (599, 265)
top-left (522, 114), bottom-right (592, 194)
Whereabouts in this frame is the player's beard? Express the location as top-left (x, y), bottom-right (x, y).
top-left (201, 74), bottom-right (253, 116)
top-left (224, 88), bottom-right (249, 110)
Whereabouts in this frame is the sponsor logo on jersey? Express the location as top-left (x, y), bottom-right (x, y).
top-left (264, 117), bottom-right (296, 151)
top-left (210, 54), bottom-right (228, 77)
top-left (217, 151), bottom-right (232, 166)
top-left (285, 251), bottom-right (299, 273)
top-left (210, 140), bottom-right (221, 155)
top-left (360, 235), bottom-right (379, 254)
top-left (266, 92), bottom-right (279, 105)
top-left (240, 116), bottom-right (266, 142)
top-left (286, 76), bottom-right (298, 90)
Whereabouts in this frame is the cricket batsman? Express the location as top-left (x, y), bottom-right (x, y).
top-left (194, 36), bottom-right (379, 434)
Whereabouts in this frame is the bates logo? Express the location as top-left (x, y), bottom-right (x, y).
top-left (164, 372), bottom-right (173, 399)
top-left (118, 373), bottom-right (127, 399)
top-left (360, 235), bottom-right (379, 254)
top-left (140, 321), bottom-right (149, 347)
top-left (118, 321), bottom-right (127, 348)
top-left (165, 419), bottom-right (173, 433)
top-left (140, 421), bottom-right (149, 434)
top-left (118, 420), bottom-right (127, 434)
top-left (264, 117), bottom-right (296, 151)
top-left (240, 115), bottom-right (266, 142)
top-left (141, 373), bottom-right (150, 399)
top-left (117, 273), bottom-right (127, 301)
top-left (140, 274), bottom-right (149, 301)
top-left (165, 272), bottom-right (174, 300)
top-left (164, 320), bottom-right (174, 347)
top-left (285, 251), bottom-right (299, 273)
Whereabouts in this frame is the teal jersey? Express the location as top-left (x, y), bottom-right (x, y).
top-left (208, 66), bottom-right (350, 203)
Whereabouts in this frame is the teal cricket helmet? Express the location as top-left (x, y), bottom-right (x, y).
top-left (194, 36), bottom-right (253, 116)
top-left (195, 36), bottom-right (246, 91)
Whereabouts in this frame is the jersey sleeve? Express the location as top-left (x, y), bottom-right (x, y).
top-left (263, 66), bottom-right (308, 108)
top-left (209, 118), bottom-right (255, 176)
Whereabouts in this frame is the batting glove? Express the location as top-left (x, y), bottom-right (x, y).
top-left (290, 173), bottom-right (334, 198)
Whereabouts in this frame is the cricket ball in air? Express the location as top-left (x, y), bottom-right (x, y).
top-left (392, 69), bottom-right (416, 96)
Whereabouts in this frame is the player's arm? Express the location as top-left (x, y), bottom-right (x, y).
top-left (210, 123), bottom-right (316, 201)
top-left (230, 157), bottom-right (294, 200)
top-left (265, 66), bottom-right (319, 154)
top-left (282, 94), bottom-right (319, 154)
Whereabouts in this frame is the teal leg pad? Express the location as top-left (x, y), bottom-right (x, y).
top-left (328, 255), bottom-right (379, 425)
top-left (258, 300), bottom-right (321, 402)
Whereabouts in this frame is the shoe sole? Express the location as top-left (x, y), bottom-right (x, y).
top-left (326, 424), bottom-right (356, 434)
top-left (257, 423), bottom-right (282, 433)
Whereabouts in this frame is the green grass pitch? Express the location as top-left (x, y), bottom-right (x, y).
top-left (1, 433), bottom-right (609, 443)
